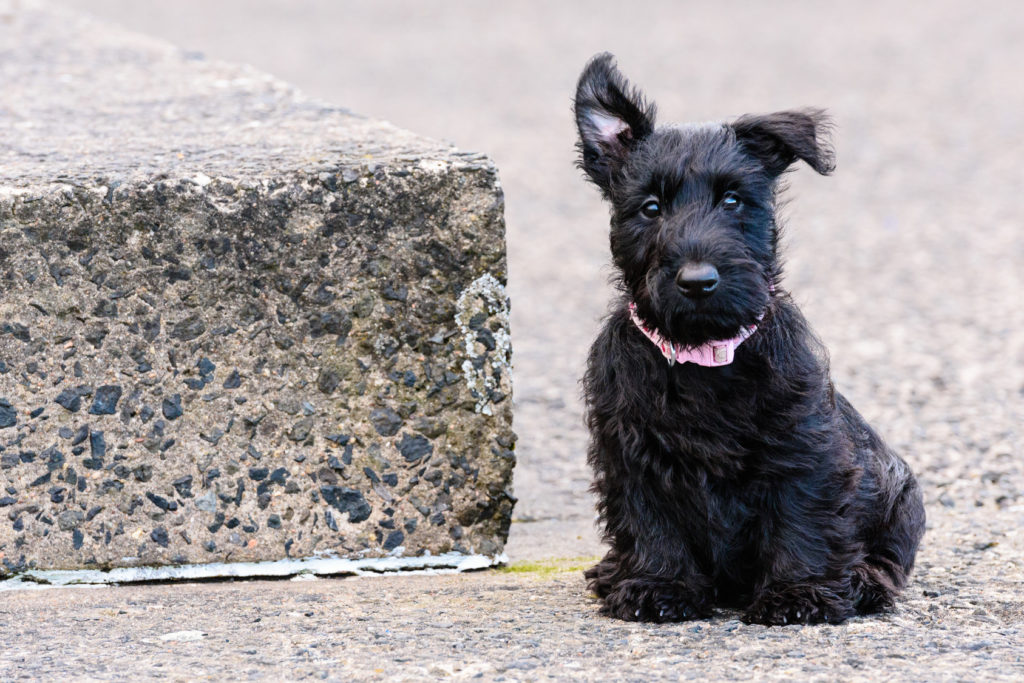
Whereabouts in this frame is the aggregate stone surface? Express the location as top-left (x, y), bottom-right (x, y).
top-left (3, 0), bottom-right (1023, 679)
top-left (0, 1), bottom-right (515, 573)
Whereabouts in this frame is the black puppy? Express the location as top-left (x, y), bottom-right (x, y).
top-left (575, 53), bottom-right (925, 625)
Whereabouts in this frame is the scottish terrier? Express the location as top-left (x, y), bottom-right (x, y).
top-left (574, 53), bottom-right (925, 625)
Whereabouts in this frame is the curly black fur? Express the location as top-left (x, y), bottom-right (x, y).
top-left (574, 53), bottom-right (925, 625)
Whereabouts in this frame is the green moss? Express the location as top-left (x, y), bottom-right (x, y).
top-left (497, 557), bottom-right (599, 577)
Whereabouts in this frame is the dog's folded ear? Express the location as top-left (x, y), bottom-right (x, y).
top-left (574, 53), bottom-right (656, 192)
top-left (732, 109), bottom-right (836, 177)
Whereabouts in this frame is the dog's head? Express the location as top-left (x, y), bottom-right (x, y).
top-left (574, 53), bottom-right (834, 346)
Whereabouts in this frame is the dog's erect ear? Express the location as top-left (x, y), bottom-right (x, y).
top-left (732, 109), bottom-right (835, 177)
top-left (574, 53), bottom-right (656, 191)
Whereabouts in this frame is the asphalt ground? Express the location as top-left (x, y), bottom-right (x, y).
top-left (4, 0), bottom-right (1023, 679)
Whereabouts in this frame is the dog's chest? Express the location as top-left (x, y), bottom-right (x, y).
top-left (646, 366), bottom-right (764, 476)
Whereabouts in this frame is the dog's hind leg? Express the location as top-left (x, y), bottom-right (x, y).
top-left (584, 550), bottom-right (622, 599)
top-left (852, 475), bottom-right (926, 613)
top-left (836, 392), bottom-right (926, 613)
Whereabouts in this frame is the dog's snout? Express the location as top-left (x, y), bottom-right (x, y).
top-left (676, 262), bottom-right (719, 299)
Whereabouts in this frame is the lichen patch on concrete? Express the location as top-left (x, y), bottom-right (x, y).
top-left (455, 274), bottom-right (512, 416)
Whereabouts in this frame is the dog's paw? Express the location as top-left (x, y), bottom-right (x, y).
top-left (600, 579), bottom-right (710, 623)
top-left (743, 582), bottom-right (854, 625)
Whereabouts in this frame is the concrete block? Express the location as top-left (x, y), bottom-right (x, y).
top-left (0, 2), bottom-right (515, 579)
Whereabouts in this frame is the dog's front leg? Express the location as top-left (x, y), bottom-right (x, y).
top-left (743, 478), bottom-right (858, 625)
top-left (590, 464), bottom-right (713, 623)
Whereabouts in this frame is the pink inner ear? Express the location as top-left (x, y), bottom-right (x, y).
top-left (588, 111), bottom-right (630, 144)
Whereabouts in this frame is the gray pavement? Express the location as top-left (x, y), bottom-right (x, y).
top-left (4, 0), bottom-right (1024, 679)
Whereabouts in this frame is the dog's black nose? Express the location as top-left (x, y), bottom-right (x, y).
top-left (676, 262), bottom-right (719, 298)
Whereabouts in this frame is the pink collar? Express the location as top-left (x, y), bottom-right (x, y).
top-left (628, 302), bottom-right (762, 367)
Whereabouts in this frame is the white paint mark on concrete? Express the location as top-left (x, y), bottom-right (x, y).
top-left (159, 630), bottom-right (206, 642)
top-left (0, 551), bottom-right (507, 591)
top-left (289, 573), bottom-right (319, 582)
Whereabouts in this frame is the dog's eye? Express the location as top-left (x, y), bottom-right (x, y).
top-left (640, 200), bottom-right (661, 218)
top-left (721, 191), bottom-right (742, 211)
